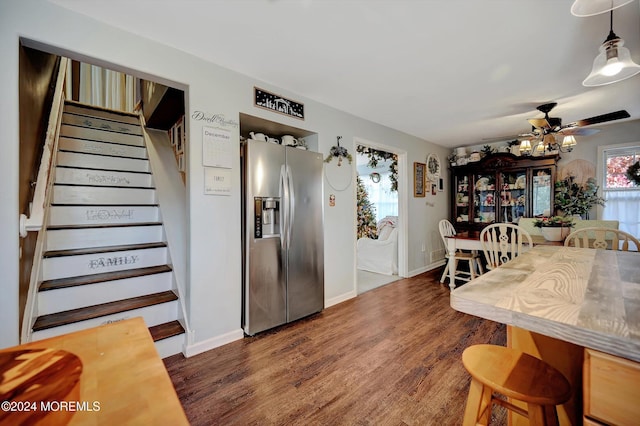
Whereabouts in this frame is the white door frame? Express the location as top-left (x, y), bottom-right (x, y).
top-left (353, 137), bottom-right (408, 280)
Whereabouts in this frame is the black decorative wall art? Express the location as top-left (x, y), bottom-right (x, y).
top-left (254, 87), bottom-right (304, 120)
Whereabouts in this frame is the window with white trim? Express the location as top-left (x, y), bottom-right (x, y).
top-left (601, 145), bottom-right (640, 238)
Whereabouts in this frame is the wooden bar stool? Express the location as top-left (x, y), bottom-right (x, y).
top-left (462, 344), bottom-right (571, 426)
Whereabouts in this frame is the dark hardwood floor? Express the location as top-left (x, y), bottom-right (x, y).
top-left (164, 269), bottom-right (506, 425)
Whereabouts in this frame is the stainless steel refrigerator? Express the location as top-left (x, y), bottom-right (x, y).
top-left (241, 138), bottom-right (324, 335)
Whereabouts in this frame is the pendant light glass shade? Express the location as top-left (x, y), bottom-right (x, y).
top-left (571, 0), bottom-right (635, 17)
top-left (582, 9), bottom-right (640, 86)
top-left (583, 38), bottom-right (640, 86)
top-left (519, 140), bottom-right (532, 155)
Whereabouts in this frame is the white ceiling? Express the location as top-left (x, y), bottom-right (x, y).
top-left (49, 0), bottom-right (640, 149)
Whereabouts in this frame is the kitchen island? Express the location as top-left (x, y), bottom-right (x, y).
top-left (450, 245), bottom-right (640, 425)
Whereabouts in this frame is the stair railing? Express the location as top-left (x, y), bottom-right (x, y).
top-left (20, 57), bottom-right (68, 343)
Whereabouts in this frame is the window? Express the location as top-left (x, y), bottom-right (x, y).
top-left (601, 145), bottom-right (640, 237)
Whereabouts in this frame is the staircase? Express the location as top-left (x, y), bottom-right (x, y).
top-left (27, 101), bottom-right (186, 358)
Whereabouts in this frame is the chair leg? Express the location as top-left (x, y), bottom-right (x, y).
top-left (463, 378), bottom-right (492, 426)
top-left (527, 402), bottom-right (558, 426)
top-left (440, 262), bottom-right (450, 283)
top-left (469, 259), bottom-right (476, 280)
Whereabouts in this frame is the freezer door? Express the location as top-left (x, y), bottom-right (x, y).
top-left (285, 147), bottom-right (324, 322)
top-left (244, 140), bottom-right (286, 335)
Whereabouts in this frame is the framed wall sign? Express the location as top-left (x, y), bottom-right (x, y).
top-left (414, 162), bottom-right (426, 197)
top-left (254, 87), bottom-right (304, 120)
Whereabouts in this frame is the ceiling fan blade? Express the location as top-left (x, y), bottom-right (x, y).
top-left (568, 110), bottom-right (630, 127)
top-left (527, 118), bottom-right (549, 129)
top-left (558, 127), bottom-right (600, 136)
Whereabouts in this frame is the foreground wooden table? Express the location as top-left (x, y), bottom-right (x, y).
top-left (0, 317), bottom-right (188, 425)
top-left (451, 246), bottom-right (640, 425)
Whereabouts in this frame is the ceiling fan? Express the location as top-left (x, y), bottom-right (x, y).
top-left (520, 102), bottom-right (630, 140)
top-left (484, 102), bottom-right (630, 153)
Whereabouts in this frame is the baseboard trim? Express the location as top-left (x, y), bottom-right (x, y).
top-left (325, 290), bottom-right (357, 308)
top-left (408, 260), bottom-right (445, 278)
top-left (184, 328), bottom-right (244, 358)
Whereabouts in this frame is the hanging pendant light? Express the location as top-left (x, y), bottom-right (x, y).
top-left (583, 10), bottom-right (640, 86)
top-left (571, 0), bottom-right (635, 17)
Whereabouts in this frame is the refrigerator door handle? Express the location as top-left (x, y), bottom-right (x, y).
top-left (279, 164), bottom-right (288, 251)
top-left (286, 164), bottom-right (295, 250)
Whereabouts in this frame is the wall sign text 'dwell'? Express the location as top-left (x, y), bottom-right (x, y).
top-left (254, 87), bottom-right (304, 120)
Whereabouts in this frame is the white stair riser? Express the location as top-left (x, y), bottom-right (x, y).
top-left (31, 300), bottom-right (179, 341)
top-left (64, 104), bottom-right (140, 125)
top-left (62, 113), bottom-right (142, 135)
top-left (43, 247), bottom-right (168, 280)
top-left (53, 186), bottom-right (156, 205)
top-left (55, 167), bottom-right (153, 188)
top-left (57, 151), bottom-right (150, 173)
top-left (38, 272), bottom-right (174, 315)
top-left (60, 124), bottom-right (144, 147)
top-left (59, 137), bottom-right (147, 159)
top-left (155, 334), bottom-right (185, 359)
top-left (49, 205), bottom-right (160, 226)
top-left (47, 225), bottom-right (164, 251)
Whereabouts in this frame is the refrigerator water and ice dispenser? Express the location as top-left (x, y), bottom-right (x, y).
top-left (254, 197), bottom-right (280, 238)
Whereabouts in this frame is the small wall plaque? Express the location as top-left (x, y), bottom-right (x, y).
top-left (254, 87), bottom-right (304, 120)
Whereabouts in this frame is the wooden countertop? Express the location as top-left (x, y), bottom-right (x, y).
top-left (0, 317), bottom-right (188, 425)
top-left (450, 245), bottom-right (640, 362)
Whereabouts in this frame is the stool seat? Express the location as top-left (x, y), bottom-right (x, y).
top-left (462, 344), bottom-right (571, 426)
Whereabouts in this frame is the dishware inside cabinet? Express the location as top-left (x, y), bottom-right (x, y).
top-left (474, 173), bottom-right (496, 224)
top-left (454, 175), bottom-right (470, 224)
top-left (499, 171), bottom-right (526, 223)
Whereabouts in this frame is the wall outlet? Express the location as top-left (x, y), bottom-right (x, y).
top-left (421, 243), bottom-right (426, 252)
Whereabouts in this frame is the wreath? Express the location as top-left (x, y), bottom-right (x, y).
top-left (324, 136), bottom-right (352, 166)
top-left (626, 161), bottom-right (640, 186)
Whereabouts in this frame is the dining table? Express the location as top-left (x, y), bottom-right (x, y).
top-left (450, 245), bottom-right (640, 425)
top-left (444, 230), bottom-right (559, 290)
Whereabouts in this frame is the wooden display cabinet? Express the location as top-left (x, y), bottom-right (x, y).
top-left (450, 153), bottom-right (559, 230)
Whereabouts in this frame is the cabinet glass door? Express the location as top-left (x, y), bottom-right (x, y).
top-left (474, 173), bottom-right (495, 224)
top-left (532, 168), bottom-right (552, 216)
top-left (499, 171), bottom-right (526, 223)
top-left (454, 174), bottom-right (470, 224)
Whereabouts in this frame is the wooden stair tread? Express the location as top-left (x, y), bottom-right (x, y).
top-left (40, 265), bottom-right (172, 291)
top-left (48, 222), bottom-right (162, 231)
top-left (149, 320), bottom-right (185, 342)
top-left (65, 100), bottom-right (140, 120)
top-left (54, 182), bottom-right (155, 190)
top-left (33, 290), bottom-right (178, 331)
top-left (56, 165), bottom-right (152, 175)
top-left (44, 242), bottom-right (166, 258)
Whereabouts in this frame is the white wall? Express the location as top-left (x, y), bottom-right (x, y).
top-left (0, 0), bottom-right (449, 351)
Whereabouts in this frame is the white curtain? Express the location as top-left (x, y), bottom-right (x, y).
top-left (78, 63), bottom-right (135, 112)
top-left (602, 189), bottom-right (640, 238)
top-left (361, 173), bottom-right (398, 223)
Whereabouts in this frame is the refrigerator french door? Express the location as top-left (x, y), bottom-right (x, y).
top-left (242, 139), bottom-right (324, 335)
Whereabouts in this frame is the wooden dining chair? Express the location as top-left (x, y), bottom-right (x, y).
top-left (438, 219), bottom-right (483, 284)
top-left (564, 227), bottom-right (640, 251)
top-left (480, 223), bottom-right (533, 270)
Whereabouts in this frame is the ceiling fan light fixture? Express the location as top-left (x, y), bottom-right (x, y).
top-left (571, 0), bottom-right (635, 17)
top-left (583, 11), bottom-right (640, 86)
top-left (519, 140), bottom-right (532, 155)
top-left (562, 135), bottom-right (577, 151)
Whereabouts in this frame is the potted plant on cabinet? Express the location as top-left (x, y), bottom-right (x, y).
top-left (554, 176), bottom-right (606, 219)
top-left (533, 216), bottom-right (575, 241)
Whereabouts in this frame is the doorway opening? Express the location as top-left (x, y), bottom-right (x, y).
top-left (355, 141), bottom-right (404, 294)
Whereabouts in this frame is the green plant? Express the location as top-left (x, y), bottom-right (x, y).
top-left (356, 146), bottom-right (398, 191)
top-left (626, 161), bottom-right (640, 186)
top-left (533, 216), bottom-right (575, 228)
top-left (481, 145), bottom-right (494, 156)
top-left (554, 176), bottom-right (606, 218)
